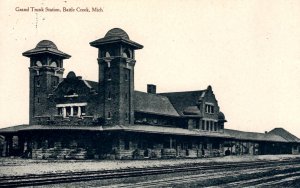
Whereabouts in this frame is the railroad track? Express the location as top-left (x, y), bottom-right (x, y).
top-left (110, 164), bottom-right (300, 188)
top-left (1, 158), bottom-right (300, 187)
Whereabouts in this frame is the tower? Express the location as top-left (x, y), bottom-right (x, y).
top-left (23, 40), bottom-right (71, 124)
top-left (90, 28), bottom-right (143, 125)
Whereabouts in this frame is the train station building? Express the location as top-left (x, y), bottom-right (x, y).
top-left (0, 28), bottom-right (299, 159)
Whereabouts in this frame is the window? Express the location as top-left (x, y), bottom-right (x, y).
top-left (206, 121), bottom-right (209, 131)
top-left (196, 120), bottom-right (200, 129)
top-left (125, 93), bottom-right (128, 100)
top-left (66, 107), bottom-right (71, 117)
top-left (57, 107), bottom-right (63, 116)
top-left (37, 98), bottom-right (40, 103)
top-left (50, 61), bottom-right (57, 67)
top-left (107, 69), bottom-right (112, 81)
top-left (36, 61), bottom-right (42, 67)
top-left (202, 120), bottom-right (205, 130)
top-left (12, 136), bottom-right (19, 149)
top-left (81, 106), bottom-right (86, 115)
top-left (73, 106), bottom-right (78, 116)
top-left (122, 49), bottom-right (131, 58)
top-left (205, 104), bottom-right (215, 114)
top-left (108, 91), bottom-right (111, 100)
top-left (205, 105), bottom-right (209, 113)
top-left (214, 122), bottom-right (217, 131)
top-left (125, 73), bottom-right (128, 81)
top-left (125, 112), bottom-right (129, 120)
top-left (105, 51), bottom-right (111, 57)
top-left (56, 104), bottom-right (87, 118)
top-left (35, 76), bottom-right (41, 87)
top-left (108, 112), bottom-right (111, 119)
top-left (124, 139), bottom-right (130, 150)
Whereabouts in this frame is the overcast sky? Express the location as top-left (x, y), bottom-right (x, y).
top-left (1, 0), bottom-right (300, 136)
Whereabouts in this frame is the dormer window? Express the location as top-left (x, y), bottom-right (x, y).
top-left (56, 103), bottom-right (87, 118)
top-left (73, 106), bottom-right (78, 116)
top-left (205, 103), bottom-right (215, 114)
top-left (66, 107), bottom-right (71, 117)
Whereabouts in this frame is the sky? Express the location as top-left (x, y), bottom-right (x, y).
top-left (0, 0), bottom-right (300, 136)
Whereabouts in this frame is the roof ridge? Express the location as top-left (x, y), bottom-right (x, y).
top-left (158, 89), bottom-right (207, 95)
top-left (224, 128), bottom-right (266, 135)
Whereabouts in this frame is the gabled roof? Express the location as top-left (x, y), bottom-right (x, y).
top-left (54, 72), bottom-right (98, 96)
top-left (224, 129), bottom-right (288, 143)
top-left (134, 91), bottom-right (180, 117)
top-left (267, 128), bottom-right (300, 143)
top-left (85, 80), bottom-right (99, 92)
top-left (159, 90), bottom-right (206, 116)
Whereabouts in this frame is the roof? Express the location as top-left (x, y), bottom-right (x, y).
top-left (224, 129), bottom-right (288, 143)
top-left (0, 124), bottom-right (30, 133)
top-left (0, 125), bottom-right (297, 143)
top-left (0, 124), bottom-right (231, 138)
top-left (85, 80), bottom-right (98, 92)
top-left (134, 91), bottom-right (179, 117)
top-left (267, 128), bottom-right (300, 143)
top-left (90, 28), bottom-right (143, 49)
top-left (105, 28), bottom-right (130, 40)
top-left (36, 40), bottom-right (58, 49)
top-left (0, 124), bottom-right (121, 133)
top-left (23, 40), bottom-right (71, 59)
top-left (159, 90), bottom-right (206, 116)
top-left (125, 125), bottom-right (232, 138)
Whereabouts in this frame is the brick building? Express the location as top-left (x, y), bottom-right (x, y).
top-left (0, 28), bottom-right (299, 159)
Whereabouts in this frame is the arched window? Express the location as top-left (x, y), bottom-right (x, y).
top-left (36, 61), bottom-right (42, 67)
top-left (122, 49), bottom-right (131, 58)
top-left (105, 51), bottom-right (111, 57)
top-left (50, 61), bottom-right (57, 67)
top-left (107, 69), bottom-right (112, 80)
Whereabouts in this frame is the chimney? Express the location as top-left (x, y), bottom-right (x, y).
top-left (147, 84), bottom-right (156, 94)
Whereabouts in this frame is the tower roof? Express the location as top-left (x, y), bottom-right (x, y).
top-left (23, 40), bottom-right (71, 59)
top-left (36, 40), bottom-right (58, 49)
top-left (90, 28), bottom-right (143, 49)
top-left (104, 28), bottom-right (130, 40)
